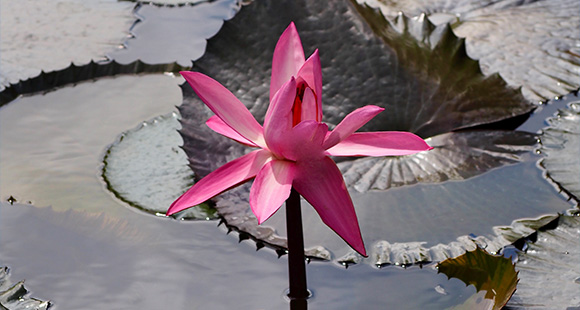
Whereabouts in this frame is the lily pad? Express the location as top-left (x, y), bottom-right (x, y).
top-left (338, 130), bottom-right (537, 192)
top-left (437, 247), bottom-right (518, 310)
top-left (538, 95), bottom-right (580, 202)
top-left (0, 73), bottom-right (182, 214)
top-left (109, 0), bottom-right (240, 66)
top-left (103, 112), bottom-right (218, 220)
top-left (356, 0), bottom-right (580, 103)
top-left (0, 60), bottom-right (189, 106)
top-left (175, 0), bottom-right (572, 264)
top-left (0, 266), bottom-right (50, 310)
top-left (0, 0), bottom-right (134, 89)
top-left (506, 215), bottom-right (580, 309)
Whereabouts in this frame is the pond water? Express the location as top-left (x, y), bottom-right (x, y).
top-left (1, 0), bottom-right (578, 309)
top-left (0, 70), bottom-right (478, 310)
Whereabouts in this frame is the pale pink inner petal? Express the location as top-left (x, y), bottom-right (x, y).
top-left (326, 132), bottom-right (433, 157)
top-left (206, 116), bottom-right (258, 147)
top-left (264, 78), bottom-right (297, 157)
top-left (167, 149), bottom-right (272, 215)
top-left (249, 160), bottom-right (296, 224)
top-left (270, 22), bottom-right (305, 102)
top-left (323, 105), bottom-right (385, 149)
top-left (274, 120), bottom-right (328, 161)
top-left (181, 71), bottom-right (265, 147)
top-left (293, 157), bottom-right (367, 257)
top-left (296, 50), bottom-right (322, 121)
top-left (299, 87), bottom-right (317, 122)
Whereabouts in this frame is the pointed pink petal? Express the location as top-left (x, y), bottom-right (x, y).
top-left (299, 87), bottom-right (317, 122)
top-left (167, 149), bottom-right (272, 215)
top-left (270, 22), bottom-right (305, 102)
top-left (326, 132), bottom-right (433, 157)
top-left (293, 157), bottom-right (367, 257)
top-left (206, 116), bottom-right (258, 147)
top-left (264, 78), bottom-right (297, 157)
top-left (181, 71), bottom-right (266, 147)
top-left (250, 160), bottom-right (296, 224)
top-left (296, 50), bottom-right (322, 121)
top-left (323, 105), bottom-right (385, 149)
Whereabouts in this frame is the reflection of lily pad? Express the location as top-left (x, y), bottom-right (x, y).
top-left (506, 215), bottom-right (580, 309)
top-left (0, 266), bottom-right (50, 310)
top-left (176, 0), bottom-right (570, 265)
top-left (538, 96), bottom-right (580, 202)
top-left (103, 112), bottom-right (217, 220)
top-left (437, 247), bottom-right (518, 310)
top-left (356, 0), bottom-right (580, 103)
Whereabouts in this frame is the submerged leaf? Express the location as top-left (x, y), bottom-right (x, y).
top-left (437, 247), bottom-right (519, 310)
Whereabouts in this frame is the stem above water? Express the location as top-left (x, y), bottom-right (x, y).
top-left (286, 187), bottom-right (308, 309)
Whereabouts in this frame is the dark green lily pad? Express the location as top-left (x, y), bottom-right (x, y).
top-left (0, 266), bottom-right (50, 310)
top-left (506, 215), bottom-right (580, 309)
top-left (437, 247), bottom-right (518, 310)
top-left (538, 96), bottom-right (580, 202)
top-left (356, 0), bottom-right (580, 103)
top-left (176, 0), bottom-right (572, 265)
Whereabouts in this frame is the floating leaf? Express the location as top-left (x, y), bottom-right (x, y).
top-left (506, 215), bottom-right (580, 309)
top-left (0, 266), bottom-right (50, 310)
top-left (0, 60), bottom-right (188, 106)
top-left (437, 247), bottom-right (519, 310)
top-left (176, 0), bottom-right (570, 264)
top-left (538, 94), bottom-right (580, 202)
top-left (338, 130), bottom-right (537, 192)
top-left (103, 112), bottom-right (218, 220)
top-left (0, 0), bottom-right (134, 89)
top-left (0, 73), bottom-right (182, 214)
top-left (356, 0), bottom-right (580, 103)
top-left (109, 1), bottom-right (239, 66)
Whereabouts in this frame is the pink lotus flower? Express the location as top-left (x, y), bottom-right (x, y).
top-left (167, 22), bottom-right (432, 257)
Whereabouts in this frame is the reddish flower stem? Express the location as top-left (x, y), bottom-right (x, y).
top-left (286, 187), bottom-right (308, 309)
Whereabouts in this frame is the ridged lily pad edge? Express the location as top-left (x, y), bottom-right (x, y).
top-left (537, 90), bottom-right (580, 204)
top-left (0, 60), bottom-right (190, 107)
top-left (0, 266), bottom-right (50, 310)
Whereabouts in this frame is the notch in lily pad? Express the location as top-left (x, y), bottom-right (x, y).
top-left (437, 247), bottom-right (519, 310)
